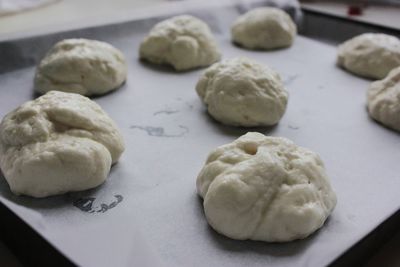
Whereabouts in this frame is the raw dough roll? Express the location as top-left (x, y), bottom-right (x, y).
top-left (197, 132), bottom-right (337, 242)
top-left (139, 15), bottom-right (221, 71)
top-left (367, 66), bottom-right (400, 131)
top-left (35, 38), bottom-right (127, 96)
top-left (337, 33), bottom-right (400, 79)
top-left (231, 7), bottom-right (297, 50)
top-left (196, 57), bottom-right (288, 127)
top-left (0, 91), bottom-right (125, 197)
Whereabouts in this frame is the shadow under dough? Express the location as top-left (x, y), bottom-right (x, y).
top-left (138, 58), bottom-right (207, 74)
top-left (195, 193), bottom-right (318, 257)
top-left (0, 167), bottom-right (114, 210)
top-left (30, 80), bottom-right (128, 100)
top-left (200, 109), bottom-right (279, 138)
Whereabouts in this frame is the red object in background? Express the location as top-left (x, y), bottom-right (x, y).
top-left (348, 5), bottom-right (363, 16)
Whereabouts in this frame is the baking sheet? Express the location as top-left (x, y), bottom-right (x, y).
top-left (1, 2), bottom-right (400, 267)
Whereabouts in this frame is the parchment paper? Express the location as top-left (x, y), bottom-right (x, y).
top-left (0, 1), bottom-right (399, 267)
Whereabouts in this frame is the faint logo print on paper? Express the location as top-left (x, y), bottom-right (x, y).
top-left (130, 125), bottom-right (189, 137)
top-left (73, 194), bottom-right (123, 213)
top-left (283, 74), bottom-right (299, 86)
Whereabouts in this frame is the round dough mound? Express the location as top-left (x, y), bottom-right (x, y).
top-left (337, 33), bottom-right (400, 79)
top-left (231, 7), bottom-right (297, 50)
top-left (139, 15), bottom-right (221, 71)
top-left (0, 91), bottom-right (125, 197)
top-left (35, 38), bottom-right (127, 96)
top-left (197, 132), bottom-right (337, 242)
top-left (367, 66), bottom-right (400, 131)
top-left (196, 57), bottom-right (288, 127)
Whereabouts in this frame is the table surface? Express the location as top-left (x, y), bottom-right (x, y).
top-left (0, 0), bottom-right (166, 37)
top-left (301, 1), bottom-right (400, 31)
top-left (0, 1), bottom-right (399, 266)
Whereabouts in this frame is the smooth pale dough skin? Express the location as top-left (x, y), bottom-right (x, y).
top-left (231, 7), bottom-right (297, 50)
top-left (197, 132), bottom-right (337, 242)
top-left (0, 91), bottom-right (125, 198)
top-left (337, 33), bottom-right (400, 79)
top-left (196, 57), bottom-right (288, 127)
top-left (139, 15), bottom-right (221, 71)
top-left (367, 66), bottom-right (400, 131)
top-left (35, 38), bottom-right (128, 96)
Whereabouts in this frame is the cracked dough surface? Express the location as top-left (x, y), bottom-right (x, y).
top-left (0, 91), bottom-right (124, 197)
top-left (196, 57), bottom-right (288, 127)
top-left (139, 15), bottom-right (221, 71)
top-left (367, 66), bottom-right (400, 131)
top-left (197, 132), bottom-right (337, 242)
top-left (35, 38), bottom-right (127, 96)
top-left (337, 33), bottom-right (400, 79)
top-left (231, 7), bottom-right (296, 50)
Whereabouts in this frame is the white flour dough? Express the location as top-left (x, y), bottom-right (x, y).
top-left (231, 7), bottom-right (297, 50)
top-left (196, 57), bottom-right (288, 126)
top-left (139, 15), bottom-right (221, 71)
top-left (35, 39), bottom-right (127, 96)
top-left (197, 132), bottom-right (337, 242)
top-left (0, 91), bottom-right (125, 197)
top-left (367, 66), bottom-right (400, 131)
top-left (337, 33), bottom-right (400, 79)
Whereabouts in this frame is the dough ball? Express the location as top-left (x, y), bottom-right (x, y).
top-left (0, 91), bottom-right (125, 197)
top-left (35, 38), bottom-right (128, 96)
top-left (337, 33), bottom-right (400, 79)
top-left (139, 15), bottom-right (221, 71)
top-left (197, 132), bottom-right (337, 242)
top-left (367, 66), bottom-right (400, 131)
top-left (196, 57), bottom-right (288, 127)
top-left (231, 7), bottom-right (297, 50)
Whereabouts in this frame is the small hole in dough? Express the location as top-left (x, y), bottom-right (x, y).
top-left (243, 143), bottom-right (258, 155)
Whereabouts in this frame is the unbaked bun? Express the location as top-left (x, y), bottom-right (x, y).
top-left (197, 132), bottom-right (337, 242)
top-left (139, 15), bottom-right (221, 71)
top-left (196, 57), bottom-right (288, 127)
top-left (367, 66), bottom-right (400, 131)
top-left (337, 33), bottom-right (400, 79)
top-left (231, 7), bottom-right (297, 50)
top-left (0, 91), bottom-right (125, 197)
top-left (35, 38), bottom-right (127, 96)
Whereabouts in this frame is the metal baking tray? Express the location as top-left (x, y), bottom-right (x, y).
top-left (0, 1), bottom-right (399, 266)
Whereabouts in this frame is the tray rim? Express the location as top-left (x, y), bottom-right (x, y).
top-left (0, 3), bottom-right (399, 267)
